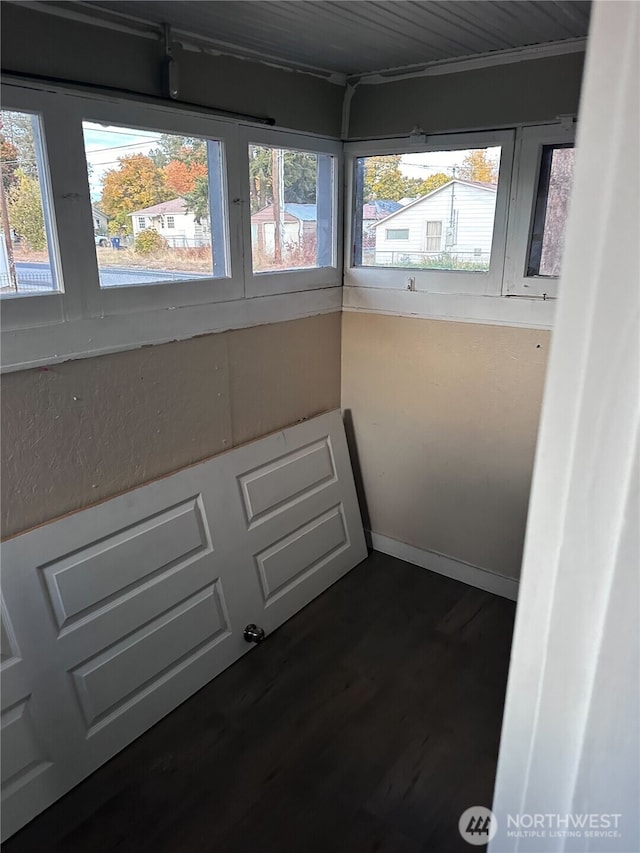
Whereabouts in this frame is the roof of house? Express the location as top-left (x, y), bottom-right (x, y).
top-left (362, 200), bottom-right (403, 220)
top-left (129, 198), bottom-right (188, 217)
top-left (251, 203), bottom-right (317, 223)
top-left (373, 179), bottom-right (497, 227)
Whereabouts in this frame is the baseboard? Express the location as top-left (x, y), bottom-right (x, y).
top-left (365, 531), bottom-right (519, 601)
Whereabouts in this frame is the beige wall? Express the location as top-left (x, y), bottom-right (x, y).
top-left (0, 4), bottom-right (344, 137)
top-left (348, 53), bottom-right (584, 138)
top-left (1, 313), bottom-right (341, 538)
top-left (341, 312), bottom-right (549, 579)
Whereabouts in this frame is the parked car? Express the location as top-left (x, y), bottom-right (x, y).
top-left (94, 234), bottom-right (109, 247)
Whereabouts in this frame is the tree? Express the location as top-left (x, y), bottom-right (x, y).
top-left (458, 149), bottom-right (499, 184)
top-left (363, 155), bottom-right (407, 202)
top-left (410, 172), bottom-right (451, 197)
top-left (163, 159), bottom-right (207, 195)
top-left (101, 154), bottom-right (172, 235)
top-left (0, 136), bottom-right (19, 192)
top-left (8, 169), bottom-right (46, 250)
top-left (184, 175), bottom-right (210, 223)
top-left (0, 111), bottom-right (37, 178)
top-left (248, 146), bottom-right (318, 213)
top-left (150, 135), bottom-right (206, 168)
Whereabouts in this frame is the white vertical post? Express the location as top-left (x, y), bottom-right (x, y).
top-left (490, 1), bottom-right (640, 851)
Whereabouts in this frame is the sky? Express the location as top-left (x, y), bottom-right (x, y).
top-left (82, 123), bottom-right (162, 202)
top-left (81, 123), bottom-right (502, 205)
top-left (399, 146), bottom-right (501, 179)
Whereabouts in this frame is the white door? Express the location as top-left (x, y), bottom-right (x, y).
top-left (1, 410), bottom-right (367, 840)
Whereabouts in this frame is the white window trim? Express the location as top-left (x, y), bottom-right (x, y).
top-left (239, 126), bottom-right (342, 299)
top-left (504, 122), bottom-right (576, 298)
top-left (0, 81), bottom-right (342, 370)
top-left (344, 129), bottom-right (515, 296)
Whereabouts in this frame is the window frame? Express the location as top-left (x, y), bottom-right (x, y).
top-left (77, 98), bottom-right (245, 317)
top-left (0, 89), bottom-right (69, 330)
top-left (503, 122), bottom-right (576, 298)
top-left (344, 129), bottom-right (515, 296)
top-left (239, 126), bottom-right (342, 299)
top-left (385, 228), bottom-right (410, 241)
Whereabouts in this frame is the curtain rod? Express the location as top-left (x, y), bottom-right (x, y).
top-left (1, 69), bottom-right (276, 126)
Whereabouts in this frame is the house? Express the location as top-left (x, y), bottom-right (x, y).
top-left (129, 197), bottom-right (210, 247)
top-left (250, 202), bottom-right (317, 256)
top-left (91, 205), bottom-right (108, 235)
top-left (2, 3), bottom-right (638, 852)
top-left (373, 180), bottom-right (496, 267)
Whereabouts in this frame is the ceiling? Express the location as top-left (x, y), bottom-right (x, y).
top-left (72, 0), bottom-right (591, 78)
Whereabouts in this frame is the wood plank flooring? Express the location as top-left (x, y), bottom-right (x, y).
top-left (4, 551), bottom-right (516, 853)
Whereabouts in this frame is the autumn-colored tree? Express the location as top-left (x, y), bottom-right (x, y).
top-left (150, 135), bottom-right (206, 168)
top-left (8, 169), bottom-right (46, 250)
top-left (363, 155), bottom-right (407, 201)
top-left (101, 154), bottom-right (172, 235)
top-left (0, 136), bottom-right (19, 192)
top-left (163, 159), bottom-right (207, 195)
top-left (458, 149), bottom-right (499, 184)
top-left (406, 172), bottom-right (452, 198)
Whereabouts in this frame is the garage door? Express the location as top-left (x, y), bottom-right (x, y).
top-left (0, 410), bottom-right (367, 840)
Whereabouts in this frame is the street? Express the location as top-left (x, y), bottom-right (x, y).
top-left (5, 262), bottom-right (208, 294)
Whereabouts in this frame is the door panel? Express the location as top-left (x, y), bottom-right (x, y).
top-left (0, 410), bottom-right (366, 840)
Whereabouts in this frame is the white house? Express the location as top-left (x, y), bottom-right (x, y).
top-left (373, 179), bottom-right (497, 268)
top-left (129, 198), bottom-right (210, 248)
top-left (91, 206), bottom-right (108, 235)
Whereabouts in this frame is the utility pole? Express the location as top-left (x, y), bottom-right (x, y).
top-left (0, 162), bottom-right (17, 291)
top-left (271, 147), bottom-right (285, 266)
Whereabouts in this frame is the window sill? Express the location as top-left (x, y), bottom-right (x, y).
top-left (1, 287), bottom-right (342, 373)
top-left (342, 285), bottom-right (555, 330)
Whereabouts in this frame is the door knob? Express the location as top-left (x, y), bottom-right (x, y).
top-left (244, 623), bottom-right (266, 644)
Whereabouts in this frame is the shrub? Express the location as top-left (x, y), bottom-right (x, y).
top-left (134, 228), bottom-right (167, 255)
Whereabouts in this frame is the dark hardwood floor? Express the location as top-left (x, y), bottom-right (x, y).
top-left (4, 552), bottom-right (516, 853)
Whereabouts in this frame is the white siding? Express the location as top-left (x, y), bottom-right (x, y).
top-left (373, 183), bottom-right (496, 267)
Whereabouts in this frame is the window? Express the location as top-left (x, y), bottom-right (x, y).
top-left (425, 221), bottom-right (442, 251)
top-left (81, 122), bottom-right (229, 288)
top-left (385, 228), bottom-right (409, 240)
top-left (0, 109), bottom-right (60, 298)
top-left (503, 123), bottom-right (576, 298)
top-left (2, 83), bottom-right (342, 369)
top-left (248, 143), bottom-right (335, 274)
top-left (527, 145), bottom-right (575, 277)
top-left (346, 130), bottom-right (514, 295)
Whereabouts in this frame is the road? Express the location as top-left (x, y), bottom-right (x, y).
top-left (6, 262), bottom-right (208, 294)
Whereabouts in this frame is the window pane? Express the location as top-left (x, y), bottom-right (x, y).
top-left (249, 144), bottom-right (334, 273)
top-left (527, 145), bottom-right (575, 278)
top-left (0, 109), bottom-right (59, 298)
top-left (353, 148), bottom-right (501, 271)
top-left (82, 123), bottom-right (228, 288)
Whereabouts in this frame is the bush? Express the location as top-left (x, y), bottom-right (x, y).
top-left (134, 228), bottom-right (167, 255)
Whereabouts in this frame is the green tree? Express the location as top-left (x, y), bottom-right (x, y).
top-left (363, 155), bottom-right (407, 202)
top-left (184, 175), bottom-right (210, 223)
top-left (458, 149), bottom-right (499, 183)
top-left (248, 147), bottom-right (318, 213)
top-left (150, 135), bottom-right (206, 168)
top-left (407, 172), bottom-right (451, 197)
top-left (101, 154), bottom-right (172, 235)
top-left (8, 169), bottom-right (46, 250)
